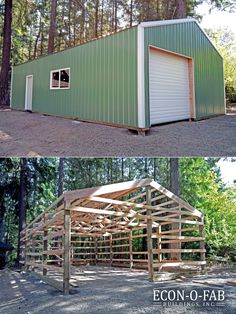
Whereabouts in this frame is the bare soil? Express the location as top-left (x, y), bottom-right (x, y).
top-left (227, 104), bottom-right (236, 114)
top-left (0, 109), bottom-right (236, 157)
top-left (0, 266), bottom-right (235, 314)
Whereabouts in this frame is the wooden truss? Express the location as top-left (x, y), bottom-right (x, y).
top-left (20, 179), bottom-right (206, 294)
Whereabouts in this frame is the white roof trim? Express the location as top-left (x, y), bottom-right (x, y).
top-left (140, 18), bottom-right (195, 28)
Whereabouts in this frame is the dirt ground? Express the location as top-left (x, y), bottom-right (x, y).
top-left (0, 109), bottom-right (236, 157)
top-left (0, 266), bottom-right (235, 314)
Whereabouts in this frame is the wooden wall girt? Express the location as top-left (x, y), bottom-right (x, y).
top-left (19, 179), bottom-right (206, 293)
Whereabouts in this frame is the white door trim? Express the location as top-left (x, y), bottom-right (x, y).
top-left (137, 24), bottom-right (146, 129)
top-left (25, 75), bottom-right (33, 111)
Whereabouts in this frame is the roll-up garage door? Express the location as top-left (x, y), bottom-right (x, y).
top-left (149, 48), bottom-right (191, 125)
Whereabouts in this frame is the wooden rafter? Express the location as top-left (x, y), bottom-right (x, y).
top-left (20, 179), bottom-right (205, 294)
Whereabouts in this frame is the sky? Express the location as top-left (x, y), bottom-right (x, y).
top-left (196, 3), bottom-right (236, 34)
top-left (218, 159), bottom-right (236, 186)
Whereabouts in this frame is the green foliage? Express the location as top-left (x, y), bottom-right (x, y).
top-left (206, 27), bottom-right (236, 103)
top-left (180, 158), bottom-right (236, 259)
top-left (2, 0), bottom-right (207, 66)
top-left (209, 0), bottom-right (236, 12)
top-left (0, 0), bottom-right (234, 68)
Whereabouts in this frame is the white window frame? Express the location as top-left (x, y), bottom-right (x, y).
top-left (50, 68), bottom-right (71, 90)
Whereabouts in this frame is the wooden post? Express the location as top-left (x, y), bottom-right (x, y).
top-left (19, 232), bottom-right (24, 267)
top-left (24, 232), bottom-right (28, 271)
top-left (199, 217), bottom-right (206, 271)
top-left (95, 236), bottom-right (98, 265)
top-left (170, 205), bottom-right (182, 261)
top-left (157, 224), bottom-right (162, 272)
top-left (32, 230), bottom-right (36, 271)
top-left (146, 186), bottom-right (154, 281)
top-left (63, 202), bottom-right (71, 295)
top-left (43, 213), bottom-right (48, 276)
top-left (25, 230), bottom-right (30, 271)
top-left (129, 230), bottom-right (133, 269)
top-left (110, 234), bottom-right (113, 267)
top-left (71, 237), bottom-right (74, 265)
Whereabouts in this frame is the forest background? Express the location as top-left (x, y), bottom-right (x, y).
top-left (0, 157), bottom-right (235, 265)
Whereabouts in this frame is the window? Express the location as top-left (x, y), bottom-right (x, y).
top-left (50, 68), bottom-right (70, 89)
top-left (52, 71), bottom-right (60, 88)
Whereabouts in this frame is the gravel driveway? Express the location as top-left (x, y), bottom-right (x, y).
top-left (0, 267), bottom-right (235, 314)
top-left (0, 109), bottom-right (236, 157)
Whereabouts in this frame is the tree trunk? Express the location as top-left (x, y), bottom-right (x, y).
top-left (0, 217), bottom-right (5, 242)
top-left (121, 158), bottom-right (124, 180)
top-left (170, 158), bottom-right (181, 260)
top-left (114, 0), bottom-right (118, 32)
top-left (80, 1), bottom-right (86, 43)
top-left (170, 158), bottom-right (180, 196)
top-left (153, 158), bottom-right (157, 180)
top-left (58, 158), bottom-right (65, 197)
top-left (0, 0), bottom-right (13, 107)
top-left (33, 27), bottom-right (41, 59)
top-left (68, 0), bottom-right (72, 47)
top-left (16, 158), bottom-right (27, 266)
top-left (176, 0), bottom-right (187, 18)
top-left (95, 0), bottom-right (99, 38)
top-left (40, 0), bottom-right (45, 55)
top-left (100, 0), bottom-right (104, 36)
top-left (73, 0), bottom-right (77, 46)
top-left (48, 0), bottom-right (58, 54)
top-left (130, 0), bottom-right (133, 27)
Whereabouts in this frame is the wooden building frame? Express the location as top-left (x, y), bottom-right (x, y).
top-left (20, 179), bottom-right (206, 294)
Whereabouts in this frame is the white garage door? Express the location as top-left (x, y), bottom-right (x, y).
top-left (149, 48), bottom-right (191, 125)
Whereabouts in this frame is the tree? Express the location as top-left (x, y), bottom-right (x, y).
top-left (206, 27), bottom-right (236, 103)
top-left (170, 158), bottom-right (181, 260)
top-left (0, 0), bottom-right (13, 106)
top-left (48, 0), bottom-right (58, 54)
top-left (210, 0), bottom-right (236, 11)
top-left (170, 158), bottom-right (180, 196)
top-left (5, 0), bottom-right (209, 66)
top-left (16, 158), bottom-right (27, 266)
top-left (58, 158), bottom-right (65, 197)
top-left (94, 0), bottom-right (100, 38)
top-left (176, 0), bottom-right (187, 18)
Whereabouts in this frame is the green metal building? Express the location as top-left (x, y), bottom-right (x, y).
top-left (11, 18), bottom-right (225, 130)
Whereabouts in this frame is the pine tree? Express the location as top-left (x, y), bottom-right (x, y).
top-left (0, 0), bottom-right (13, 106)
top-left (48, 0), bottom-right (58, 53)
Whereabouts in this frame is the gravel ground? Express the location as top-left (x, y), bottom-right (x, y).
top-left (0, 267), bottom-right (235, 314)
top-left (0, 109), bottom-right (236, 157)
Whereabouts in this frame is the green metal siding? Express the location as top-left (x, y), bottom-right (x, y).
top-left (144, 22), bottom-right (225, 127)
top-left (12, 27), bottom-right (138, 128)
top-left (12, 21), bottom-right (225, 130)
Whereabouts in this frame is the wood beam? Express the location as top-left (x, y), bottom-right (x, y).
top-left (64, 179), bottom-right (153, 203)
top-left (199, 217), bottom-right (206, 271)
top-left (63, 202), bottom-right (71, 295)
top-left (146, 186), bottom-right (154, 281)
top-left (129, 230), bottom-right (133, 269)
top-left (149, 181), bottom-right (203, 217)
